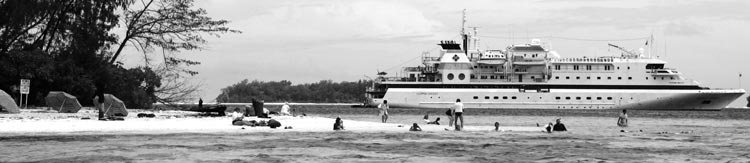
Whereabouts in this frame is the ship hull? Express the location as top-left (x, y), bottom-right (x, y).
top-left (370, 88), bottom-right (745, 110)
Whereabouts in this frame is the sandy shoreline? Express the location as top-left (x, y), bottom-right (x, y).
top-left (2, 109), bottom-right (750, 162)
top-left (0, 109), bottom-right (542, 136)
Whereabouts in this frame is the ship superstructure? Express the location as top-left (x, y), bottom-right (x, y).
top-left (365, 14), bottom-right (744, 110)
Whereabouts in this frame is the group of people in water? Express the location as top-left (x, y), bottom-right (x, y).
top-left (229, 99), bottom-right (631, 132)
top-left (377, 98), bottom-right (631, 132)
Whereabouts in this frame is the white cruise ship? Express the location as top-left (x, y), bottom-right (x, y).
top-left (365, 26), bottom-right (744, 110)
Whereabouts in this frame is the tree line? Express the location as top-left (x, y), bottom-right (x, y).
top-left (0, 0), bottom-right (237, 108)
top-left (216, 80), bottom-right (373, 103)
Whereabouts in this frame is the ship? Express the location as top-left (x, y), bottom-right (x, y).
top-left (365, 15), bottom-right (745, 110)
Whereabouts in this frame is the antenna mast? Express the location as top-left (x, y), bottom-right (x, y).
top-left (461, 9), bottom-right (466, 35)
top-left (461, 9), bottom-right (469, 55)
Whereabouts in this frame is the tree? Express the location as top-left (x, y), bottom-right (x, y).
top-left (111, 0), bottom-right (240, 103)
top-left (0, 0), bottom-right (128, 106)
top-left (0, 0), bottom-right (238, 108)
top-left (152, 62), bottom-right (202, 104)
top-left (216, 80), bottom-right (374, 103)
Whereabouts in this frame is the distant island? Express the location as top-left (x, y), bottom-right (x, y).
top-left (216, 79), bottom-right (372, 103)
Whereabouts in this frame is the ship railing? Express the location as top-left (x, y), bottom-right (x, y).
top-left (403, 67), bottom-right (421, 72)
top-left (552, 58), bottom-right (614, 63)
top-left (423, 56), bottom-right (440, 63)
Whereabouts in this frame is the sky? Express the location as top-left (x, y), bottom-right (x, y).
top-left (118, 0), bottom-right (750, 107)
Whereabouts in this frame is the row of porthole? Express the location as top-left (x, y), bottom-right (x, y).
top-left (553, 65), bottom-right (627, 71)
top-left (473, 96), bottom-right (520, 100)
top-left (554, 76), bottom-right (676, 80)
top-left (469, 96), bottom-right (634, 101)
top-left (446, 73), bottom-right (466, 80)
top-left (556, 76), bottom-right (632, 80)
top-left (559, 106), bottom-right (612, 109)
top-left (557, 96), bottom-right (634, 100)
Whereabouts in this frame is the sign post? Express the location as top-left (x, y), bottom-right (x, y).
top-left (20, 79), bottom-right (30, 108)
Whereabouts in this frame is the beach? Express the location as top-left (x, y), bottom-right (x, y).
top-left (2, 108), bottom-right (750, 162)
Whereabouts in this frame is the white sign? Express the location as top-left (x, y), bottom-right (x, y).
top-left (20, 79), bottom-right (30, 94)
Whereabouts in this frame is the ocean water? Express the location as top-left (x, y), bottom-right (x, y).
top-left (282, 105), bottom-right (750, 120)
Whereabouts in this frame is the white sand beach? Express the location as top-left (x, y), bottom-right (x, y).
top-left (0, 109), bottom-right (541, 135)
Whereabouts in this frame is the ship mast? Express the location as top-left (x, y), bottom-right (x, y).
top-left (461, 9), bottom-right (469, 56)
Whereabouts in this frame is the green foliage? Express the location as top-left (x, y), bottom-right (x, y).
top-left (0, 0), bottom-right (236, 108)
top-left (0, 0), bottom-right (160, 108)
top-left (217, 80), bottom-right (373, 103)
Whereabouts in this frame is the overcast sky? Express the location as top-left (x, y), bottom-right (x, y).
top-left (118, 0), bottom-right (750, 107)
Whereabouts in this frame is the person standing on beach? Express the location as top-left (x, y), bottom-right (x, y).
top-left (617, 109), bottom-right (628, 127)
top-left (280, 102), bottom-right (291, 116)
top-left (95, 82), bottom-right (106, 120)
top-left (379, 100), bottom-right (389, 123)
top-left (198, 98), bottom-right (203, 110)
top-left (453, 99), bottom-right (464, 131)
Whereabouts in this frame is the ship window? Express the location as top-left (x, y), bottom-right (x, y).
top-left (573, 65), bottom-right (580, 70)
top-left (503, 96), bottom-right (508, 99)
top-left (618, 77), bottom-right (622, 80)
top-left (587, 76), bottom-right (591, 79)
top-left (447, 73), bottom-right (455, 80)
top-left (661, 77), bottom-right (665, 80)
top-left (608, 77), bottom-right (612, 80)
top-left (471, 74), bottom-right (476, 79)
top-left (500, 76), bottom-right (505, 79)
top-left (511, 96), bottom-right (517, 99)
top-left (566, 76), bottom-right (570, 79)
top-left (490, 76), bottom-right (496, 79)
top-left (586, 97), bottom-right (592, 100)
top-left (702, 100), bottom-right (711, 104)
top-left (597, 77), bottom-right (601, 80)
top-left (459, 73), bottom-right (466, 80)
top-left (576, 76), bottom-right (580, 80)
top-left (474, 66), bottom-right (478, 68)
top-left (565, 97), bottom-right (571, 100)
top-left (670, 77), bottom-right (674, 80)
top-left (555, 97), bottom-right (561, 100)
top-left (481, 76), bottom-right (487, 79)
top-left (607, 97), bottom-right (613, 100)
top-left (617, 66), bottom-right (620, 70)
top-left (555, 76), bottom-right (559, 79)
top-left (531, 76), bottom-right (535, 79)
top-left (628, 77), bottom-right (632, 80)
top-left (576, 97), bottom-right (581, 100)
top-left (485, 96), bottom-right (490, 99)
top-left (646, 64), bottom-right (665, 69)
top-left (493, 96), bottom-right (499, 99)
top-left (597, 97), bottom-right (602, 100)
top-left (627, 66), bottom-right (630, 70)
top-left (473, 96), bottom-right (478, 99)
top-left (645, 77), bottom-right (648, 80)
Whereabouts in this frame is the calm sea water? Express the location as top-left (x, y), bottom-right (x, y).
top-left (281, 105), bottom-right (750, 120)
